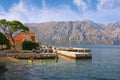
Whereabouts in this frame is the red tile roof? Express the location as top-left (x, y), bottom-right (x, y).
top-left (14, 31), bottom-right (35, 43)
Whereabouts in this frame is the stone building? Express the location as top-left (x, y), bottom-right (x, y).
top-left (14, 31), bottom-right (35, 50)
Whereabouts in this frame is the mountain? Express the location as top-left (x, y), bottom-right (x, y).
top-left (25, 20), bottom-right (120, 45)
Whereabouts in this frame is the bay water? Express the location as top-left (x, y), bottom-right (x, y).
top-left (0, 45), bottom-right (120, 80)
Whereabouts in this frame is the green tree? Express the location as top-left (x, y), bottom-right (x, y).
top-left (0, 32), bottom-right (10, 50)
top-left (22, 41), bottom-right (39, 50)
top-left (0, 19), bottom-right (29, 50)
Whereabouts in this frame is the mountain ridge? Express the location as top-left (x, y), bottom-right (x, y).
top-left (25, 20), bottom-right (120, 45)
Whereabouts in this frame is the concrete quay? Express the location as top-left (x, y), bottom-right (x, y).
top-left (0, 50), bottom-right (58, 59)
top-left (57, 48), bottom-right (92, 59)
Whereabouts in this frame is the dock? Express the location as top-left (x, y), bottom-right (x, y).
top-left (0, 50), bottom-right (58, 59)
top-left (57, 48), bottom-right (92, 59)
top-left (0, 48), bottom-right (92, 60)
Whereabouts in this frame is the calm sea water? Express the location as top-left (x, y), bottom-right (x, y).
top-left (0, 45), bottom-right (120, 80)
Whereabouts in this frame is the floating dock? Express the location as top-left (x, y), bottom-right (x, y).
top-left (57, 48), bottom-right (92, 59)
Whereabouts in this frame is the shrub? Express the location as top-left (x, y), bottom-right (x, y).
top-left (0, 32), bottom-right (10, 49)
top-left (22, 41), bottom-right (39, 50)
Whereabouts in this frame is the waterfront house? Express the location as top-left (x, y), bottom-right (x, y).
top-left (14, 31), bottom-right (35, 50)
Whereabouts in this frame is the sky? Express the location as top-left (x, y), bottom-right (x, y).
top-left (0, 0), bottom-right (120, 23)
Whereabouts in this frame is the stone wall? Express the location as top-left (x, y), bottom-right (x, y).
top-left (15, 42), bottom-right (22, 50)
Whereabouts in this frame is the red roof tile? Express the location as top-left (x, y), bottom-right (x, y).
top-left (14, 31), bottom-right (35, 42)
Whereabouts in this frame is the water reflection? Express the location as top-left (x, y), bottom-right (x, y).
top-left (28, 59), bottom-right (34, 67)
top-left (1, 62), bottom-right (30, 80)
top-left (0, 64), bottom-right (7, 80)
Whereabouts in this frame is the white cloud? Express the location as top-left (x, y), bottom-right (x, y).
top-left (97, 0), bottom-right (120, 10)
top-left (0, 0), bottom-right (120, 23)
top-left (72, 0), bottom-right (120, 23)
top-left (73, 0), bottom-right (87, 11)
top-left (0, 5), bottom-right (6, 15)
top-left (0, 0), bottom-right (30, 22)
top-left (96, 0), bottom-right (120, 22)
top-left (0, 0), bottom-right (84, 23)
top-left (38, 6), bottom-right (83, 22)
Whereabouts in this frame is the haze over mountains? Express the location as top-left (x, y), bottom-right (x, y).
top-left (25, 20), bottom-right (120, 45)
